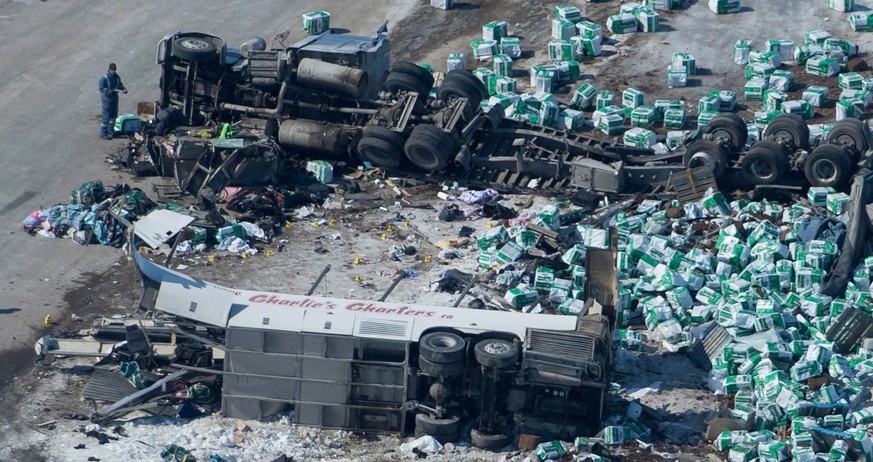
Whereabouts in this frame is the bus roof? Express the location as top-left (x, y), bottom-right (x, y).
top-left (138, 253), bottom-right (579, 342)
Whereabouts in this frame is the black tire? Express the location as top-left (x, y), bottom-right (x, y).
top-left (827, 119), bottom-right (869, 164)
top-left (703, 113), bottom-right (748, 153)
top-left (363, 125), bottom-right (405, 149)
top-left (404, 125), bottom-right (453, 171)
top-left (415, 413), bottom-right (461, 438)
top-left (741, 141), bottom-right (788, 185)
top-left (470, 428), bottom-right (512, 450)
top-left (357, 137), bottom-right (402, 168)
top-left (764, 113), bottom-right (810, 152)
top-left (386, 72), bottom-right (430, 96)
top-left (683, 140), bottom-right (729, 176)
top-left (474, 339), bottom-right (519, 368)
top-left (437, 76), bottom-right (484, 113)
top-left (171, 34), bottom-right (218, 62)
top-left (418, 356), bottom-right (464, 378)
top-left (389, 61), bottom-right (435, 91)
top-left (419, 332), bottom-right (466, 364)
top-left (804, 144), bottom-right (852, 188)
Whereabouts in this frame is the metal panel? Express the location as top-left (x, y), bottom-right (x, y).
top-left (356, 318), bottom-right (410, 339)
top-left (226, 328), bottom-right (264, 352)
top-left (226, 350), bottom-right (300, 377)
top-left (82, 369), bottom-right (139, 403)
top-left (154, 281), bottom-right (235, 328)
top-left (301, 357), bottom-right (350, 382)
top-left (300, 381), bottom-right (349, 405)
top-left (301, 311), bottom-right (356, 335)
top-left (133, 209), bottom-right (195, 248)
top-left (264, 330), bottom-right (302, 354)
top-left (688, 324), bottom-right (733, 371)
top-left (227, 304), bottom-right (306, 332)
top-left (223, 374), bottom-right (300, 401)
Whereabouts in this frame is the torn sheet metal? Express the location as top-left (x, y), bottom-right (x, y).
top-left (133, 209), bottom-right (195, 248)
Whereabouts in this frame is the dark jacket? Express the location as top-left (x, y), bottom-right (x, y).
top-left (99, 72), bottom-right (125, 98)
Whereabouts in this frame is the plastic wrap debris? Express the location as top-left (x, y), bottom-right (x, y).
top-left (400, 435), bottom-right (444, 454)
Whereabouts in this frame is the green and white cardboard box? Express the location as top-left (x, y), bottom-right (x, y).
top-left (529, 64), bottom-right (557, 87)
top-left (767, 39), bottom-right (795, 63)
top-left (630, 106), bottom-right (657, 128)
top-left (472, 68), bottom-right (497, 94)
top-left (734, 39), bottom-right (752, 65)
top-left (828, 0), bottom-right (854, 12)
top-left (492, 54), bottom-right (512, 77)
top-left (624, 127), bottom-right (657, 148)
top-left (663, 108), bottom-right (685, 128)
top-left (571, 83), bottom-right (597, 110)
top-left (470, 39), bottom-right (498, 61)
top-left (499, 37), bottom-right (522, 59)
top-left (638, 11), bottom-right (660, 32)
top-left (623, 87), bottom-right (646, 109)
top-left (482, 20), bottom-right (508, 41)
top-left (548, 40), bottom-right (574, 61)
top-left (768, 70), bottom-right (794, 92)
top-left (781, 100), bottom-right (813, 119)
top-left (494, 77), bottom-right (516, 94)
top-left (430, 0), bottom-right (452, 10)
top-left (764, 89), bottom-right (788, 111)
top-left (301, 11), bottom-right (331, 35)
top-left (666, 65), bottom-right (688, 87)
top-left (744, 77), bottom-right (768, 100)
top-left (576, 21), bottom-right (603, 40)
top-left (697, 111), bottom-right (718, 128)
top-left (553, 60), bottom-right (580, 83)
top-left (744, 62), bottom-right (776, 79)
top-left (836, 98), bottom-right (861, 120)
top-left (598, 113), bottom-right (625, 135)
top-left (654, 99), bottom-right (684, 120)
top-left (802, 85), bottom-right (828, 107)
top-left (712, 89), bottom-right (737, 111)
top-left (306, 160), bottom-right (333, 183)
top-left (504, 285), bottom-right (538, 309)
top-left (534, 70), bottom-right (556, 93)
top-left (749, 50), bottom-right (781, 67)
top-left (827, 192), bottom-right (850, 215)
top-left (708, 0), bottom-right (740, 14)
top-left (839, 72), bottom-right (865, 90)
top-left (559, 108), bottom-right (585, 131)
top-left (447, 53), bottom-right (465, 72)
top-left (805, 29), bottom-right (830, 46)
top-left (793, 45), bottom-right (825, 65)
top-left (555, 4), bottom-right (582, 22)
top-left (534, 266), bottom-right (555, 292)
top-left (592, 105), bottom-right (624, 126)
top-left (848, 13), bottom-right (873, 32)
top-left (576, 34), bottom-right (602, 57)
top-left (596, 90), bottom-right (615, 109)
top-left (672, 52), bottom-right (696, 74)
top-left (806, 55), bottom-right (841, 77)
top-left (552, 18), bottom-right (577, 40)
top-left (606, 13), bottom-right (638, 34)
top-left (666, 131), bottom-right (688, 149)
top-left (754, 110), bottom-right (781, 126)
top-left (698, 95), bottom-right (719, 113)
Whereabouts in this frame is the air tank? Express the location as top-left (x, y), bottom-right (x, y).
top-left (296, 58), bottom-right (368, 99)
top-left (277, 119), bottom-right (350, 155)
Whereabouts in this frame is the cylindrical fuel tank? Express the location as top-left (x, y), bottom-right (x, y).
top-left (277, 119), bottom-right (350, 155)
top-left (296, 58), bottom-right (368, 99)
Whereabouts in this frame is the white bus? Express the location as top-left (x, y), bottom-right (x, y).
top-left (135, 251), bottom-right (613, 449)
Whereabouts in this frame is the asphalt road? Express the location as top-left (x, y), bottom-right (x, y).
top-left (0, 0), bottom-right (411, 385)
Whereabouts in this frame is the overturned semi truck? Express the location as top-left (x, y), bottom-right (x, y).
top-left (146, 26), bottom-right (873, 195)
top-left (134, 244), bottom-right (617, 448)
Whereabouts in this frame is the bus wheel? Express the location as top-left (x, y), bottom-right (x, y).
top-left (474, 339), bottom-right (519, 368)
top-left (420, 332), bottom-right (466, 364)
top-left (414, 413), bottom-right (461, 443)
top-left (470, 428), bottom-right (512, 450)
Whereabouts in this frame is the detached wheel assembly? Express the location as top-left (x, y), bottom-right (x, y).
top-left (683, 139), bottom-right (729, 176)
top-left (404, 124), bottom-right (454, 172)
top-left (741, 141), bottom-right (788, 186)
top-left (764, 113), bottom-right (810, 152)
top-left (474, 339), bottom-right (519, 368)
top-left (703, 113), bottom-right (748, 154)
top-left (804, 144), bottom-right (851, 188)
top-left (827, 118), bottom-right (870, 164)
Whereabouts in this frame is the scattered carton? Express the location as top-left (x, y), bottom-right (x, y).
top-left (301, 11), bottom-right (331, 35)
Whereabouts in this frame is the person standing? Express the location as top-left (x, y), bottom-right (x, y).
top-left (98, 63), bottom-right (127, 139)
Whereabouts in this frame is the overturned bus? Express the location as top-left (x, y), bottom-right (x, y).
top-left (135, 251), bottom-right (614, 449)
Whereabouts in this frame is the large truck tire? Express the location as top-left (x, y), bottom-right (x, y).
top-left (827, 119), bottom-right (870, 164)
top-left (683, 140), bottom-right (729, 176)
top-left (470, 429), bottom-right (512, 451)
top-left (418, 356), bottom-right (464, 378)
top-left (764, 113), bottom-right (810, 152)
top-left (171, 34), bottom-right (218, 62)
top-left (404, 125), bottom-right (453, 171)
top-left (703, 113), bottom-right (748, 153)
top-left (438, 70), bottom-right (486, 112)
top-left (414, 413), bottom-right (461, 443)
top-left (389, 61), bottom-right (435, 92)
top-left (357, 137), bottom-right (402, 168)
top-left (474, 339), bottom-right (519, 368)
top-left (741, 141), bottom-right (788, 185)
top-left (419, 332), bottom-right (466, 364)
top-left (804, 144), bottom-right (852, 188)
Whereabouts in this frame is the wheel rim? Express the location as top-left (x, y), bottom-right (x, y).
top-left (688, 152), bottom-right (716, 170)
top-left (833, 134), bottom-right (859, 154)
top-left (750, 160), bottom-right (774, 181)
top-left (770, 129), bottom-right (794, 149)
top-left (709, 128), bottom-right (734, 147)
top-left (812, 158), bottom-right (838, 182)
top-left (429, 336), bottom-right (458, 349)
top-left (482, 341), bottom-right (511, 355)
top-left (180, 38), bottom-right (211, 51)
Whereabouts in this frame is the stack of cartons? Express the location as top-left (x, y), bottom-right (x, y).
top-left (606, 14), bottom-right (638, 34)
top-left (804, 29), bottom-right (830, 46)
top-left (492, 54), bottom-right (512, 77)
top-left (793, 45), bottom-right (825, 65)
top-left (766, 39), bottom-right (795, 64)
top-left (764, 89), bottom-right (788, 111)
top-left (631, 106), bottom-right (657, 127)
top-left (744, 77), bottom-right (768, 101)
top-left (559, 108), bottom-right (586, 131)
top-left (596, 90), bottom-right (615, 109)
